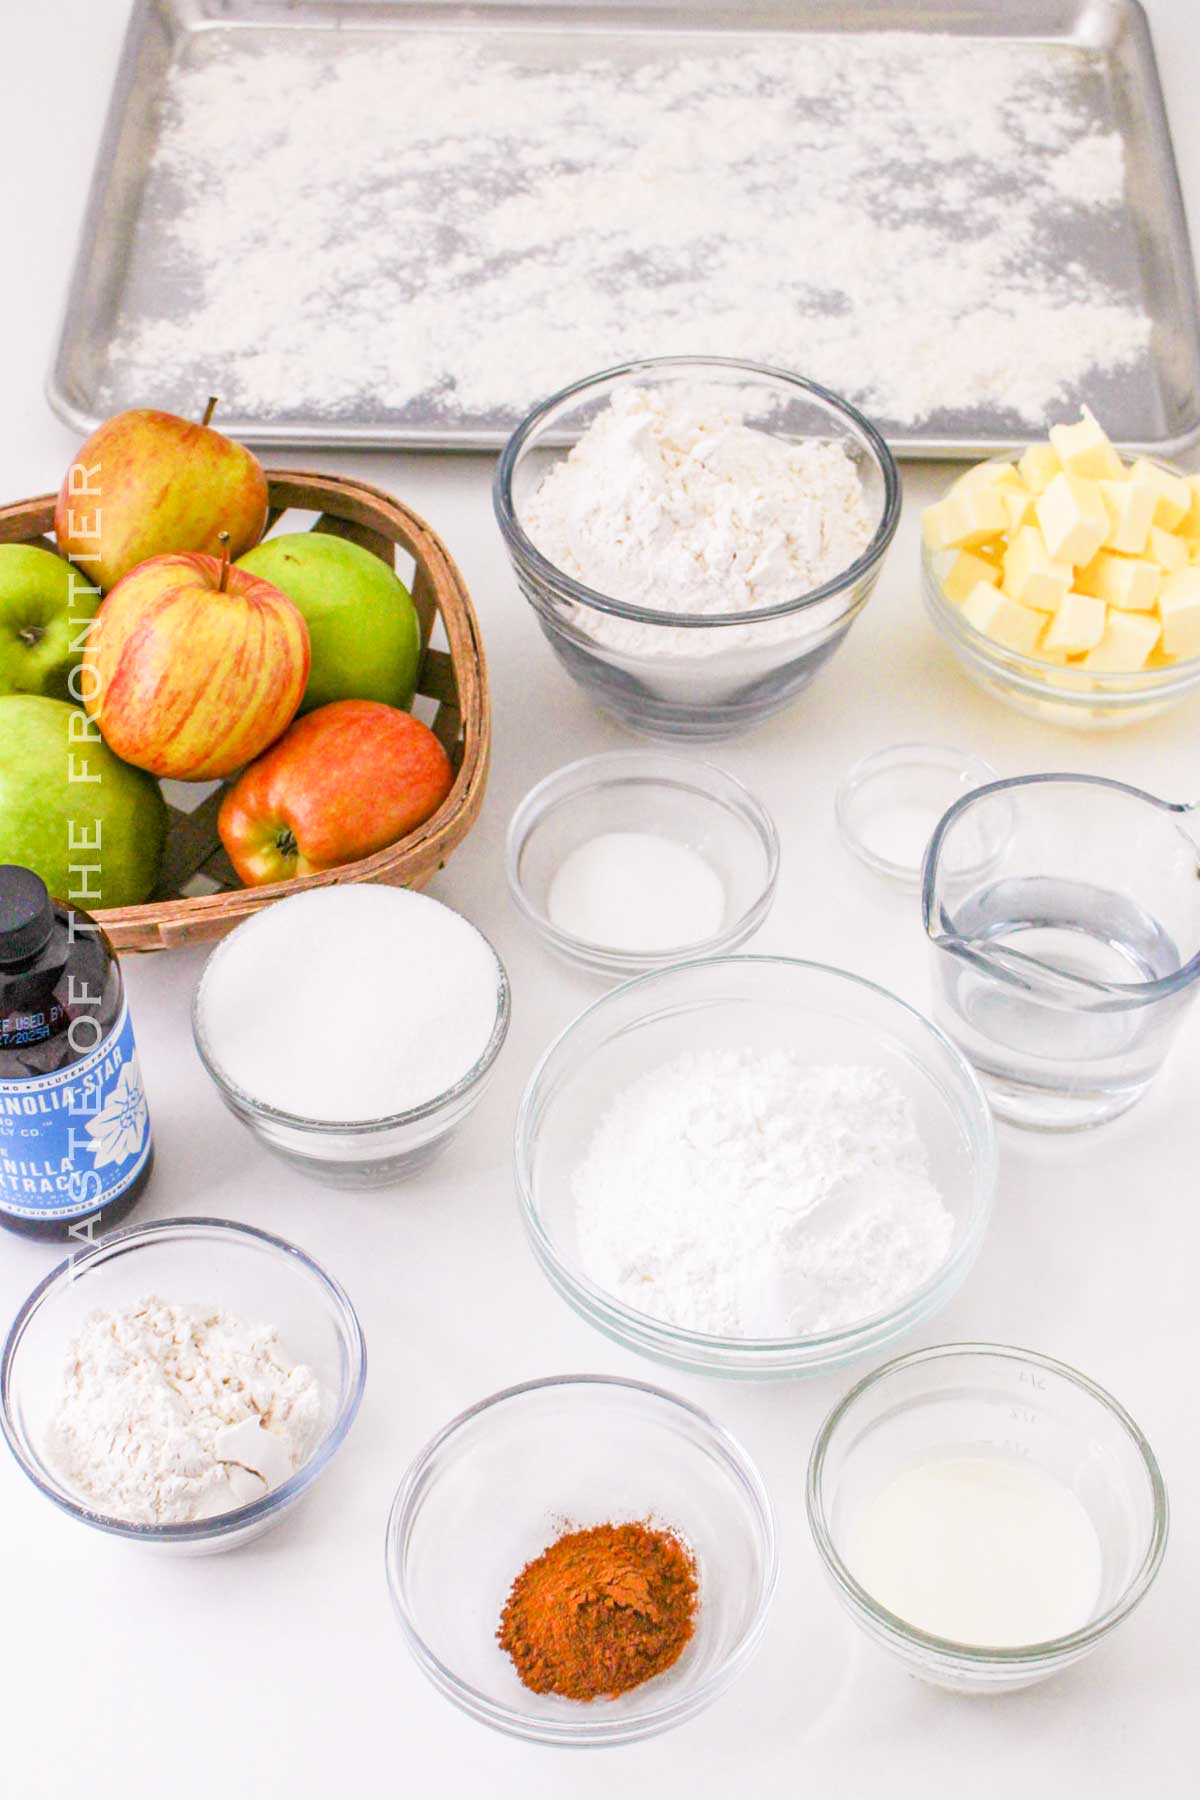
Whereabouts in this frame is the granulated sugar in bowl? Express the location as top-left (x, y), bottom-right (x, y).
top-left (193, 886), bottom-right (510, 1186)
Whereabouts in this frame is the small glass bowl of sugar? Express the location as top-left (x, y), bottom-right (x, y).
top-left (193, 885), bottom-right (510, 1187)
top-left (506, 751), bottom-right (780, 978)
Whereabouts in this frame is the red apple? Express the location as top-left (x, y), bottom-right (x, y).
top-left (82, 551), bottom-right (310, 781)
top-left (218, 699), bottom-right (454, 886)
top-left (55, 404), bottom-right (269, 592)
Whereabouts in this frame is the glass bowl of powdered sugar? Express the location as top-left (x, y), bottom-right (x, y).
top-left (0, 1218), bottom-right (366, 1553)
top-left (514, 956), bottom-right (996, 1378)
top-left (494, 356), bottom-right (901, 742)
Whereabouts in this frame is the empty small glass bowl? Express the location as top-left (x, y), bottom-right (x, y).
top-left (807, 1344), bottom-right (1168, 1693)
top-left (922, 455), bottom-right (1200, 730)
top-left (193, 915), bottom-right (510, 1187)
top-left (514, 957), bottom-right (995, 1377)
top-left (507, 750), bottom-right (780, 976)
top-left (835, 742), bottom-right (1003, 890)
top-left (495, 356), bottom-right (901, 740)
top-left (0, 1217), bottom-right (367, 1554)
top-left (385, 1374), bottom-right (778, 1745)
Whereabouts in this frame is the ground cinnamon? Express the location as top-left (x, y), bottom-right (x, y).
top-left (497, 1520), bottom-right (699, 1701)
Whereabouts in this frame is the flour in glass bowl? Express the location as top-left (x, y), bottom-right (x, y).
top-left (573, 1052), bottom-right (954, 1339)
top-left (95, 29), bottom-right (1149, 432)
top-left (521, 384), bottom-right (874, 655)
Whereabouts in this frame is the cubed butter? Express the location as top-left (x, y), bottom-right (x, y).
top-left (961, 582), bottom-right (1046, 655)
top-left (1035, 473), bottom-right (1109, 566)
top-left (1098, 478), bottom-right (1154, 555)
top-left (1018, 443), bottom-right (1062, 495)
top-left (943, 549), bottom-right (1002, 605)
top-left (1049, 406), bottom-right (1125, 482)
top-left (952, 460), bottom-right (1021, 496)
top-left (1001, 487), bottom-right (1035, 533)
top-left (1002, 524), bottom-right (1073, 611)
top-left (1157, 568), bottom-right (1200, 658)
top-left (1074, 550), bottom-right (1161, 611)
top-left (1043, 589), bottom-right (1107, 655)
top-left (1178, 475), bottom-right (1200, 542)
top-left (1081, 611), bottom-right (1161, 671)
top-left (1130, 458), bottom-right (1192, 530)
top-left (1148, 523), bottom-right (1188, 573)
top-left (922, 484), bottom-right (1010, 552)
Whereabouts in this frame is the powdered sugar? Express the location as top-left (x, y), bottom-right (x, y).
top-left (96, 28), bottom-right (1149, 433)
top-left (574, 1052), bottom-right (954, 1338)
top-left (48, 1296), bottom-right (324, 1525)
top-left (523, 384), bottom-right (873, 654)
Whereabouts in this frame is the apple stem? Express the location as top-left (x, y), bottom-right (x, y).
top-left (217, 531), bottom-right (231, 592)
top-left (202, 395), bottom-right (219, 428)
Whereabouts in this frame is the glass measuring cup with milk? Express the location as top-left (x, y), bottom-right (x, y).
top-left (922, 773), bottom-right (1200, 1130)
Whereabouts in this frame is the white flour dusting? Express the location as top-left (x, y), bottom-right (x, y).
top-left (522, 384), bottom-right (873, 653)
top-left (48, 1297), bottom-right (324, 1525)
top-left (99, 30), bottom-right (1149, 430)
top-left (574, 1052), bottom-right (954, 1338)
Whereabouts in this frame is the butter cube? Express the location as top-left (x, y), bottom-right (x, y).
top-left (1148, 524), bottom-right (1188, 573)
top-left (1035, 473), bottom-right (1109, 566)
top-left (1081, 611), bottom-right (1161, 671)
top-left (1043, 590), bottom-right (1107, 655)
top-left (923, 485), bottom-right (1009, 551)
top-left (1074, 551), bottom-right (1161, 611)
top-left (952, 460), bottom-right (1021, 496)
top-left (943, 549), bottom-right (1002, 605)
top-left (1157, 568), bottom-right (1200, 658)
top-left (1001, 487), bottom-right (1035, 533)
top-left (1130, 458), bottom-right (1192, 530)
top-left (1002, 525), bottom-right (1073, 611)
top-left (961, 582), bottom-right (1046, 654)
top-left (1177, 475), bottom-right (1200, 542)
top-left (1018, 443), bottom-right (1062, 495)
top-left (1098, 478), bottom-right (1154, 555)
top-left (1050, 406), bottom-right (1125, 482)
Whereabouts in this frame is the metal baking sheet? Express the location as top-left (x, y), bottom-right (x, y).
top-left (47, 0), bottom-right (1200, 458)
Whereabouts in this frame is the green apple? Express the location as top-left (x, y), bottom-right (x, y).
top-left (236, 532), bottom-right (421, 714)
top-left (0, 695), bottom-right (167, 908)
top-left (0, 544), bottom-right (100, 703)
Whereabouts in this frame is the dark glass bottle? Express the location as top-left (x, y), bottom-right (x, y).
top-left (0, 865), bottom-right (153, 1242)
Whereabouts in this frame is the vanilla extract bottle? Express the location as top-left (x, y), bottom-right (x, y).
top-left (0, 865), bottom-right (153, 1241)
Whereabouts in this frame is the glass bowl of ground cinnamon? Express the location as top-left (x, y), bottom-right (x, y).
top-left (384, 1373), bottom-right (778, 1745)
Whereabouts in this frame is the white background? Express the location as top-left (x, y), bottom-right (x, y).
top-left (1, 2), bottom-right (1196, 1793)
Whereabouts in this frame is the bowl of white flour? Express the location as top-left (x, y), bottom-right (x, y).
top-left (0, 1218), bottom-right (366, 1551)
top-left (514, 956), bottom-right (995, 1377)
top-left (494, 357), bottom-right (900, 741)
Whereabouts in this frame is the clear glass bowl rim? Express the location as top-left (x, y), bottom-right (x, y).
top-left (921, 770), bottom-right (1200, 1002)
top-left (383, 1370), bottom-right (780, 1743)
top-left (834, 740), bottom-right (1001, 888)
top-left (494, 354), bottom-right (902, 628)
top-left (0, 1215), bottom-right (368, 1544)
top-left (192, 918), bottom-right (511, 1135)
top-left (513, 955), bottom-right (997, 1363)
top-left (505, 750), bottom-right (782, 967)
top-left (805, 1340), bottom-right (1169, 1666)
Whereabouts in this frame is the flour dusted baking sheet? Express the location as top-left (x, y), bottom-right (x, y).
top-left (48, 0), bottom-right (1200, 458)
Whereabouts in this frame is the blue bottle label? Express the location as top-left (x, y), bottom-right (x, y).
top-left (0, 1001), bottom-right (151, 1221)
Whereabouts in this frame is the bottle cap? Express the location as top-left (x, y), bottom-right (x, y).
top-left (0, 865), bottom-right (56, 963)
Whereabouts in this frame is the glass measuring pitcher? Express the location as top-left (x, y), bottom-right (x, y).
top-left (922, 774), bottom-right (1200, 1131)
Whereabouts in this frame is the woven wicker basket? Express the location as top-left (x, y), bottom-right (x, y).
top-left (0, 471), bottom-right (490, 951)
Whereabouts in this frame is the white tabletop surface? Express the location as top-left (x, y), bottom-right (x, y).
top-left (2, 2), bottom-right (1197, 1793)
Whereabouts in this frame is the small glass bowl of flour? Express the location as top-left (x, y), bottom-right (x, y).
top-left (515, 956), bottom-right (995, 1378)
top-left (807, 1344), bottom-right (1168, 1693)
top-left (507, 751), bottom-right (779, 977)
top-left (193, 886), bottom-right (510, 1186)
top-left (494, 357), bottom-right (900, 742)
top-left (0, 1217), bottom-right (365, 1552)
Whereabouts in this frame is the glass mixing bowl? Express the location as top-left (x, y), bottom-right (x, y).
top-left (385, 1374), bottom-right (777, 1745)
top-left (514, 957), bottom-right (996, 1377)
top-left (495, 356), bottom-right (901, 740)
top-left (0, 1217), bottom-right (367, 1554)
top-left (807, 1344), bottom-right (1168, 1693)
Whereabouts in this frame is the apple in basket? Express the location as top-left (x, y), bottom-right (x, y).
top-left (217, 699), bottom-right (454, 885)
top-left (80, 546), bottom-right (310, 781)
top-left (54, 401), bottom-right (269, 594)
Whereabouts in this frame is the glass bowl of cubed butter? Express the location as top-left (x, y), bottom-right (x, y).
top-left (922, 407), bottom-right (1200, 729)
